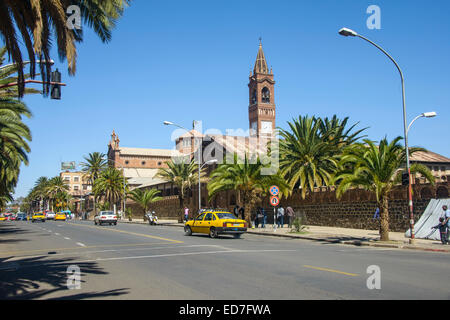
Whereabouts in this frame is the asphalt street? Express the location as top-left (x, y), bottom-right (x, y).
top-left (0, 220), bottom-right (449, 300)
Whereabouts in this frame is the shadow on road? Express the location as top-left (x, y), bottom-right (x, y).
top-left (0, 255), bottom-right (129, 300)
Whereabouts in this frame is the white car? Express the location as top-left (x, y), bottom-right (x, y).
top-left (46, 211), bottom-right (56, 220)
top-left (94, 211), bottom-right (118, 226)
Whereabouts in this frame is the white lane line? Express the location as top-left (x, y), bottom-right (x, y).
top-left (64, 237), bottom-right (71, 240)
top-left (55, 233), bottom-right (60, 236)
top-left (76, 242), bottom-right (86, 247)
top-left (94, 249), bottom-right (296, 262)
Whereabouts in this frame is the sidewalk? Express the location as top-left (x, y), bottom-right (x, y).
top-left (118, 219), bottom-right (450, 253)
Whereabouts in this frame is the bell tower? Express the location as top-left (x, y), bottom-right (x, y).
top-left (248, 40), bottom-right (276, 137)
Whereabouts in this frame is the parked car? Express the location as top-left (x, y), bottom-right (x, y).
top-left (55, 212), bottom-right (67, 221)
top-left (94, 211), bottom-right (118, 226)
top-left (0, 214), bottom-right (6, 222)
top-left (16, 213), bottom-right (28, 221)
top-left (46, 211), bottom-right (56, 220)
top-left (184, 210), bottom-right (247, 238)
top-left (32, 212), bottom-right (46, 223)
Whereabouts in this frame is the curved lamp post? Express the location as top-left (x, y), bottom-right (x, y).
top-left (338, 27), bottom-right (419, 243)
top-left (407, 112), bottom-right (437, 135)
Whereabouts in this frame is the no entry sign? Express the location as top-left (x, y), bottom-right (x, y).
top-left (269, 185), bottom-right (279, 196)
top-left (270, 196), bottom-right (280, 207)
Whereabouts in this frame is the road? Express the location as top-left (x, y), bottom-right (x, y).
top-left (0, 220), bottom-right (449, 300)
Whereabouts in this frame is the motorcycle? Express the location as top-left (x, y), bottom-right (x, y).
top-left (145, 211), bottom-right (158, 225)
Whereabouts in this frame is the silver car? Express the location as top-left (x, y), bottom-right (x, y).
top-left (94, 211), bottom-right (118, 226)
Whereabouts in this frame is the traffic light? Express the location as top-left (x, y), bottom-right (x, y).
top-left (402, 172), bottom-right (409, 186)
top-left (50, 68), bottom-right (61, 100)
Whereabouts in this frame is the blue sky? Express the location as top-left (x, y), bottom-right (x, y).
top-left (11, 0), bottom-right (450, 198)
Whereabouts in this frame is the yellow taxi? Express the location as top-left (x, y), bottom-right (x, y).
top-left (184, 209), bottom-right (247, 239)
top-left (0, 214), bottom-right (6, 222)
top-left (32, 212), bottom-right (46, 223)
top-left (55, 212), bottom-right (67, 221)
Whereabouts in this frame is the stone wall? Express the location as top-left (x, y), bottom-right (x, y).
top-left (137, 182), bottom-right (449, 232)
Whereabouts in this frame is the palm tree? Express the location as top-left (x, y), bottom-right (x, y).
top-left (92, 167), bottom-right (125, 211)
top-left (334, 136), bottom-right (435, 241)
top-left (0, 0), bottom-right (132, 97)
top-left (208, 154), bottom-right (289, 224)
top-left (45, 176), bottom-right (69, 211)
top-left (156, 158), bottom-right (202, 221)
top-left (128, 188), bottom-right (163, 218)
top-left (81, 152), bottom-right (107, 215)
top-left (0, 47), bottom-right (35, 203)
top-left (278, 115), bottom-right (365, 199)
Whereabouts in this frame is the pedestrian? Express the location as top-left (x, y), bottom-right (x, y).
top-left (432, 217), bottom-right (448, 245)
top-left (286, 206), bottom-right (294, 228)
top-left (262, 207), bottom-right (267, 228)
top-left (233, 205), bottom-right (240, 218)
top-left (277, 206), bottom-right (285, 228)
top-left (184, 207), bottom-right (189, 222)
top-left (239, 206), bottom-right (245, 220)
top-left (257, 207), bottom-right (264, 228)
top-left (373, 207), bottom-right (380, 220)
top-left (442, 205), bottom-right (450, 243)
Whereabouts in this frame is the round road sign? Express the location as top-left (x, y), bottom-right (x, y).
top-left (270, 196), bottom-right (280, 207)
top-left (269, 185), bottom-right (279, 196)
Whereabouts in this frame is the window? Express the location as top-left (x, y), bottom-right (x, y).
top-left (63, 176), bottom-right (70, 182)
top-left (125, 160), bottom-right (129, 165)
top-left (158, 162), bottom-right (162, 166)
top-left (204, 213), bottom-right (213, 221)
top-left (74, 185), bottom-right (79, 191)
top-left (261, 87), bottom-right (270, 103)
top-left (83, 185), bottom-right (87, 190)
top-left (74, 177), bottom-right (79, 182)
top-left (183, 138), bottom-right (191, 147)
top-left (141, 161), bottom-right (146, 165)
top-left (251, 89), bottom-right (257, 104)
top-left (196, 213), bottom-right (206, 220)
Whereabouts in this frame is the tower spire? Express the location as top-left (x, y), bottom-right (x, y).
top-left (253, 39), bottom-right (269, 74)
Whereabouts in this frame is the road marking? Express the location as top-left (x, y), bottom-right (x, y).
top-left (64, 237), bottom-right (71, 240)
top-left (68, 223), bottom-right (183, 244)
top-left (9, 249), bottom-right (297, 267)
top-left (55, 233), bottom-right (60, 236)
top-left (76, 242), bottom-right (86, 247)
top-left (303, 265), bottom-right (359, 277)
top-left (0, 242), bottom-right (180, 257)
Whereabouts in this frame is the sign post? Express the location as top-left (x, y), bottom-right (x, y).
top-left (269, 186), bottom-right (280, 231)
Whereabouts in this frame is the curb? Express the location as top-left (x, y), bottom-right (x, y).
top-left (118, 220), bottom-right (450, 253)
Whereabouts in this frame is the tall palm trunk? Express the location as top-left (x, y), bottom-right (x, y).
top-left (379, 196), bottom-right (390, 241)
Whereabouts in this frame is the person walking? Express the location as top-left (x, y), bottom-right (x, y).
top-left (262, 207), bottom-right (267, 228)
top-left (239, 206), bottom-right (245, 221)
top-left (286, 206), bottom-right (294, 228)
top-left (442, 205), bottom-right (450, 243)
top-left (257, 207), bottom-right (264, 228)
top-left (184, 207), bottom-right (189, 222)
top-left (233, 205), bottom-right (240, 218)
top-left (279, 206), bottom-right (285, 228)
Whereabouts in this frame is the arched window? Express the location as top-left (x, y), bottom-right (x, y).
top-left (251, 89), bottom-right (257, 104)
top-left (261, 87), bottom-right (270, 103)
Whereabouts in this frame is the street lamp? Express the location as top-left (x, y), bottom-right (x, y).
top-left (407, 112), bottom-right (437, 135)
top-left (164, 120), bottom-right (206, 212)
top-left (339, 27), bottom-right (417, 243)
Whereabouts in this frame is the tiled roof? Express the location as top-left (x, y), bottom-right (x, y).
top-left (410, 151), bottom-right (450, 163)
top-left (119, 147), bottom-right (180, 157)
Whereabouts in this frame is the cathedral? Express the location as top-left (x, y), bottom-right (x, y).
top-left (108, 41), bottom-right (277, 192)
